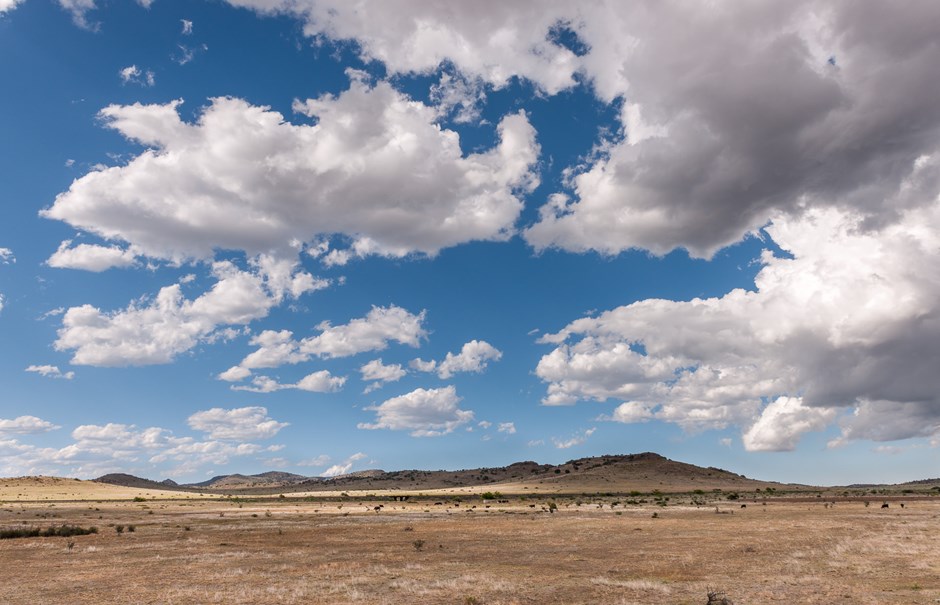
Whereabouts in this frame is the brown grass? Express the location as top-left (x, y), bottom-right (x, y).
top-left (0, 477), bottom-right (219, 501)
top-left (0, 492), bottom-right (937, 604)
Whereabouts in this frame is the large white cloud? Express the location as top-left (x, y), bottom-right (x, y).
top-left (358, 385), bottom-right (473, 436)
top-left (225, 1), bottom-right (940, 259)
top-left (539, 201), bottom-right (940, 450)
top-left (55, 258), bottom-right (324, 366)
top-left (525, 3), bottom-right (940, 257)
top-left (187, 406), bottom-right (288, 441)
top-left (43, 77), bottom-right (539, 264)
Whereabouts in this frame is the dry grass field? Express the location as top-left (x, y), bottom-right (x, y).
top-left (1, 488), bottom-right (937, 605)
top-left (0, 477), bottom-right (221, 502)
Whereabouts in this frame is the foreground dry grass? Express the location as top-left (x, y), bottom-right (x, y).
top-left (0, 496), bottom-right (937, 604)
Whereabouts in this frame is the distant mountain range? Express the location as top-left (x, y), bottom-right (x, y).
top-left (95, 452), bottom-right (806, 495)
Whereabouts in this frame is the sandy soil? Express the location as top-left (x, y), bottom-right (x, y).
top-left (0, 493), bottom-right (937, 604)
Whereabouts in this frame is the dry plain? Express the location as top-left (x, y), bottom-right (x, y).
top-left (1, 477), bottom-right (938, 605)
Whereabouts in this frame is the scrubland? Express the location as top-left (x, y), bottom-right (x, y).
top-left (0, 490), bottom-right (937, 605)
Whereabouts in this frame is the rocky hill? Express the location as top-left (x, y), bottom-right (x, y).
top-left (94, 453), bottom-right (802, 495)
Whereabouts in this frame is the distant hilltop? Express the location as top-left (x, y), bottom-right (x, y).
top-left (93, 452), bottom-right (798, 495)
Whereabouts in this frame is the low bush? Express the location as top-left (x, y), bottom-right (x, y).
top-left (0, 525), bottom-right (98, 540)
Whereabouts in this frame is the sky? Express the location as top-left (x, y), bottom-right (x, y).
top-left (0, 0), bottom-right (938, 485)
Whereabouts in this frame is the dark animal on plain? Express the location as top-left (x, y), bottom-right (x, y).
top-left (706, 589), bottom-right (734, 604)
top-left (881, 503), bottom-right (889, 509)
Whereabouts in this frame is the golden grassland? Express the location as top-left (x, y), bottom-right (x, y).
top-left (1, 484), bottom-right (938, 604)
top-left (0, 477), bottom-right (219, 502)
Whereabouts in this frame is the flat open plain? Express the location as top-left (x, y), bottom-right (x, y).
top-left (1, 480), bottom-right (937, 605)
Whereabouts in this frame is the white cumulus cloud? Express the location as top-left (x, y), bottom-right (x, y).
top-left (223, 1), bottom-right (582, 94)
top-left (358, 385), bottom-right (473, 437)
top-left (42, 77), bottom-right (538, 264)
top-left (226, 2), bottom-right (940, 262)
top-left (411, 339), bottom-right (501, 379)
top-left (231, 370), bottom-right (346, 394)
top-left (0, 417), bottom-right (281, 478)
top-left (223, 305), bottom-right (426, 381)
top-left (0, 416), bottom-right (61, 435)
top-left (303, 305), bottom-right (427, 358)
top-left (360, 358), bottom-right (407, 392)
top-left (742, 396), bottom-right (837, 452)
top-left (539, 201), bottom-right (940, 449)
top-left (54, 258), bottom-right (323, 366)
top-left (321, 452), bottom-right (367, 477)
top-left (47, 240), bottom-right (137, 272)
top-left (187, 406), bottom-right (288, 441)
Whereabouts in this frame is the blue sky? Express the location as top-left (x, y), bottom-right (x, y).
top-left (1, 0), bottom-right (938, 484)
